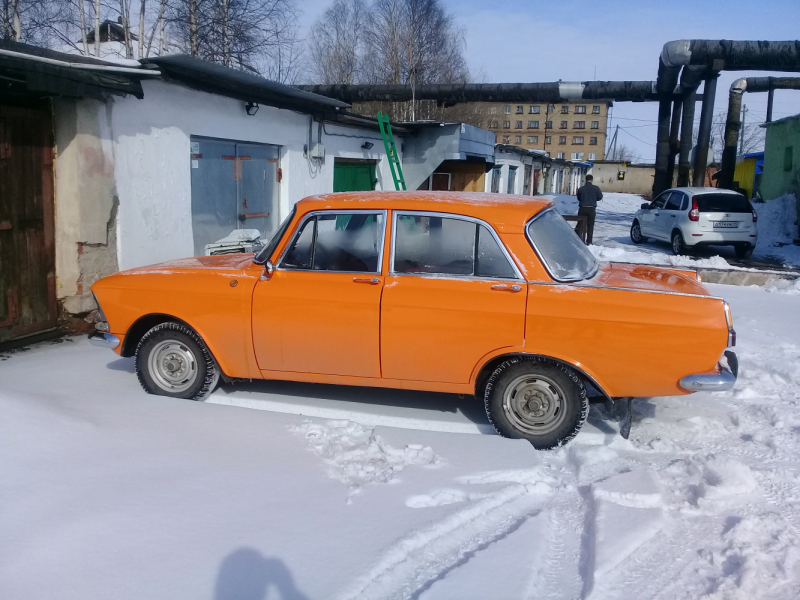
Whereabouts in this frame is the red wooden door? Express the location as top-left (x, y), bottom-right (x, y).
top-left (0, 104), bottom-right (57, 343)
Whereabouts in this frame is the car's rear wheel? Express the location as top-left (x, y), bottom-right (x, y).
top-left (734, 244), bottom-right (754, 259)
top-left (484, 357), bottom-right (588, 449)
top-left (135, 322), bottom-right (220, 400)
top-left (630, 220), bottom-right (645, 244)
top-left (671, 230), bottom-right (686, 255)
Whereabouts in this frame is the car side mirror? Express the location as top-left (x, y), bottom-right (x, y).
top-left (641, 203), bottom-right (650, 210)
top-left (261, 261), bottom-right (275, 280)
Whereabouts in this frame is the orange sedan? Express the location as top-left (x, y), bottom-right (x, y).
top-left (90, 192), bottom-right (737, 449)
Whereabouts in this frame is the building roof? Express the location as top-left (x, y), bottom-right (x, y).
top-left (295, 191), bottom-right (554, 231)
top-left (760, 112), bottom-right (800, 128)
top-left (144, 55), bottom-right (350, 114)
top-left (86, 19), bottom-right (139, 43)
top-left (0, 39), bottom-right (148, 99)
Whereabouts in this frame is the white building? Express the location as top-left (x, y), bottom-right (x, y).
top-left (0, 43), bottom-right (445, 341)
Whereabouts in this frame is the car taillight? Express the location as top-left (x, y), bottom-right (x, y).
top-left (689, 197), bottom-right (699, 221)
top-left (752, 211), bottom-right (757, 222)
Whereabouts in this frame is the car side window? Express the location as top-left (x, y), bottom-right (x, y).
top-left (282, 217), bottom-right (315, 269)
top-left (679, 193), bottom-right (689, 211)
top-left (476, 225), bottom-right (518, 278)
top-left (393, 213), bottom-right (518, 279)
top-left (281, 212), bottom-right (383, 273)
top-left (650, 192), bottom-right (669, 209)
top-left (664, 192), bottom-right (682, 211)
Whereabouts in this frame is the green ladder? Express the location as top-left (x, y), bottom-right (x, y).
top-left (377, 112), bottom-right (406, 190)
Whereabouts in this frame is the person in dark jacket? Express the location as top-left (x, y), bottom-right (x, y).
top-left (575, 175), bottom-right (602, 244)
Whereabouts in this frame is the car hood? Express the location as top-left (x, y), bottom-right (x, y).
top-left (116, 254), bottom-right (256, 276)
top-left (589, 262), bottom-right (710, 296)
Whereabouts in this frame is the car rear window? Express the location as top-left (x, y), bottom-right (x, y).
top-left (526, 209), bottom-right (598, 282)
top-left (694, 193), bottom-right (752, 213)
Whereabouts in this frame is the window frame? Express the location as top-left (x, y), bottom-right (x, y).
top-left (276, 209), bottom-right (388, 275)
top-left (389, 211), bottom-right (524, 281)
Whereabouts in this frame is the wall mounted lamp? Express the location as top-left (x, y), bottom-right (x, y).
top-left (361, 141), bottom-right (374, 150)
top-left (245, 102), bottom-right (259, 116)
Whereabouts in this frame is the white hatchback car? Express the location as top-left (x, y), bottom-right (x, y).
top-left (630, 187), bottom-right (758, 258)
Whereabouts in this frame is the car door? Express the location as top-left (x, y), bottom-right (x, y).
top-left (251, 210), bottom-right (386, 377)
top-left (640, 192), bottom-right (668, 237)
top-left (655, 191), bottom-right (683, 238)
top-left (381, 212), bottom-right (527, 384)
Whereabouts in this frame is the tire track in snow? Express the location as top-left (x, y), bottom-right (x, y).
top-left (523, 492), bottom-right (586, 600)
top-left (338, 483), bottom-right (551, 600)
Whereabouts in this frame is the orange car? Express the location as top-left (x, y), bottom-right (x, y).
top-left (90, 192), bottom-right (737, 449)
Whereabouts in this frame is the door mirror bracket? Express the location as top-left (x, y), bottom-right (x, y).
top-left (261, 261), bottom-right (275, 280)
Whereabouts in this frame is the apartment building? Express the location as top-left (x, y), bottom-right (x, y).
top-left (441, 101), bottom-right (611, 161)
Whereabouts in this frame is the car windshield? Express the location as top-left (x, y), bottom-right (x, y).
top-left (526, 209), bottom-right (598, 282)
top-left (254, 206), bottom-right (296, 264)
top-left (694, 193), bottom-right (752, 213)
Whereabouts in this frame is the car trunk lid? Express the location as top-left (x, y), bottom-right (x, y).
top-left (693, 192), bottom-right (756, 232)
top-left (592, 262), bottom-right (710, 296)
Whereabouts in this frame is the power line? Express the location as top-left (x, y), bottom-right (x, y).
top-left (618, 127), bottom-right (656, 147)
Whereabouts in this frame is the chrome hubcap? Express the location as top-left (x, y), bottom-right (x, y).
top-left (149, 340), bottom-right (198, 393)
top-left (502, 374), bottom-right (566, 436)
top-left (632, 224), bottom-right (641, 240)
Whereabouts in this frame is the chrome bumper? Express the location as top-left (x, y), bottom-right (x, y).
top-left (679, 350), bottom-right (738, 392)
top-left (88, 331), bottom-right (120, 349)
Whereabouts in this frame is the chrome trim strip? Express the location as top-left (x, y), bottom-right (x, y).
top-left (525, 280), bottom-right (724, 300)
top-left (88, 332), bottom-right (120, 349)
top-left (275, 209), bottom-right (388, 275)
top-left (525, 207), bottom-right (599, 283)
top-left (389, 210), bottom-right (525, 281)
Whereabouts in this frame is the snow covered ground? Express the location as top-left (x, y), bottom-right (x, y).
top-left (2, 283), bottom-right (800, 599)
top-left (549, 192), bottom-right (800, 270)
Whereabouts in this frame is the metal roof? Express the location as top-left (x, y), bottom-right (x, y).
top-left (0, 40), bottom-right (148, 99)
top-left (144, 55), bottom-right (350, 114)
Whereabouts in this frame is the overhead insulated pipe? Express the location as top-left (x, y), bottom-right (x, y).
top-left (677, 90), bottom-right (697, 187)
top-left (718, 76), bottom-right (800, 189)
top-left (693, 75), bottom-right (718, 186)
top-left (653, 100), bottom-right (674, 196)
top-left (666, 100), bottom-right (682, 186)
top-left (297, 81), bottom-right (662, 104)
top-left (654, 39), bottom-right (800, 193)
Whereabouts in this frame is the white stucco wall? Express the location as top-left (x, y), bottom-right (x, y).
top-left (108, 80), bottom-right (400, 270)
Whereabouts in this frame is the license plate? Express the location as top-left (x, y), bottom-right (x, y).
top-left (713, 221), bottom-right (738, 228)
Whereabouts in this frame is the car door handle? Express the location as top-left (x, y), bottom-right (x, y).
top-left (670, 215), bottom-right (676, 218)
top-left (491, 284), bottom-right (522, 292)
top-left (353, 277), bottom-right (381, 285)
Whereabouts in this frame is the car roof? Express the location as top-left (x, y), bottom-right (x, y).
top-left (669, 187), bottom-right (744, 196)
top-left (295, 191), bottom-right (554, 229)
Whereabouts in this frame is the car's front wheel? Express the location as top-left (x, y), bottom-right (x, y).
top-left (671, 230), bottom-right (686, 255)
top-left (484, 357), bottom-right (588, 449)
top-left (135, 322), bottom-right (220, 400)
top-left (630, 220), bottom-right (645, 244)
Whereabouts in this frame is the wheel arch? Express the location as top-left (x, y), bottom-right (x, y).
top-left (120, 313), bottom-right (196, 357)
top-left (474, 352), bottom-right (613, 401)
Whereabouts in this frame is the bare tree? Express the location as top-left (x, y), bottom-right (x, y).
top-left (607, 143), bottom-right (636, 162)
top-left (307, 0), bottom-right (369, 85)
top-left (306, 0), bottom-right (468, 87)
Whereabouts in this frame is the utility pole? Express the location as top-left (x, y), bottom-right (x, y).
top-left (606, 124), bottom-right (619, 160)
top-left (739, 104), bottom-right (747, 155)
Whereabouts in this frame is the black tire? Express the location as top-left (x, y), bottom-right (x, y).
top-left (630, 220), bottom-right (645, 244)
top-left (735, 244), bottom-right (753, 259)
top-left (484, 357), bottom-right (588, 450)
top-left (671, 230), bottom-right (686, 255)
top-left (135, 322), bottom-right (220, 400)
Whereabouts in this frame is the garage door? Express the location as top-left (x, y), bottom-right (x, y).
top-left (334, 161), bottom-right (377, 192)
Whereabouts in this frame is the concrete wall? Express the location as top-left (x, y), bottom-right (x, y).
top-left (762, 116), bottom-right (800, 200)
top-left (53, 98), bottom-right (119, 307)
top-left (52, 79), bottom-right (402, 311)
top-left (590, 162), bottom-right (655, 195)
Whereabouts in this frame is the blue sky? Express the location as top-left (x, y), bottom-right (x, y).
top-left (298, 0), bottom-right (800, 161)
